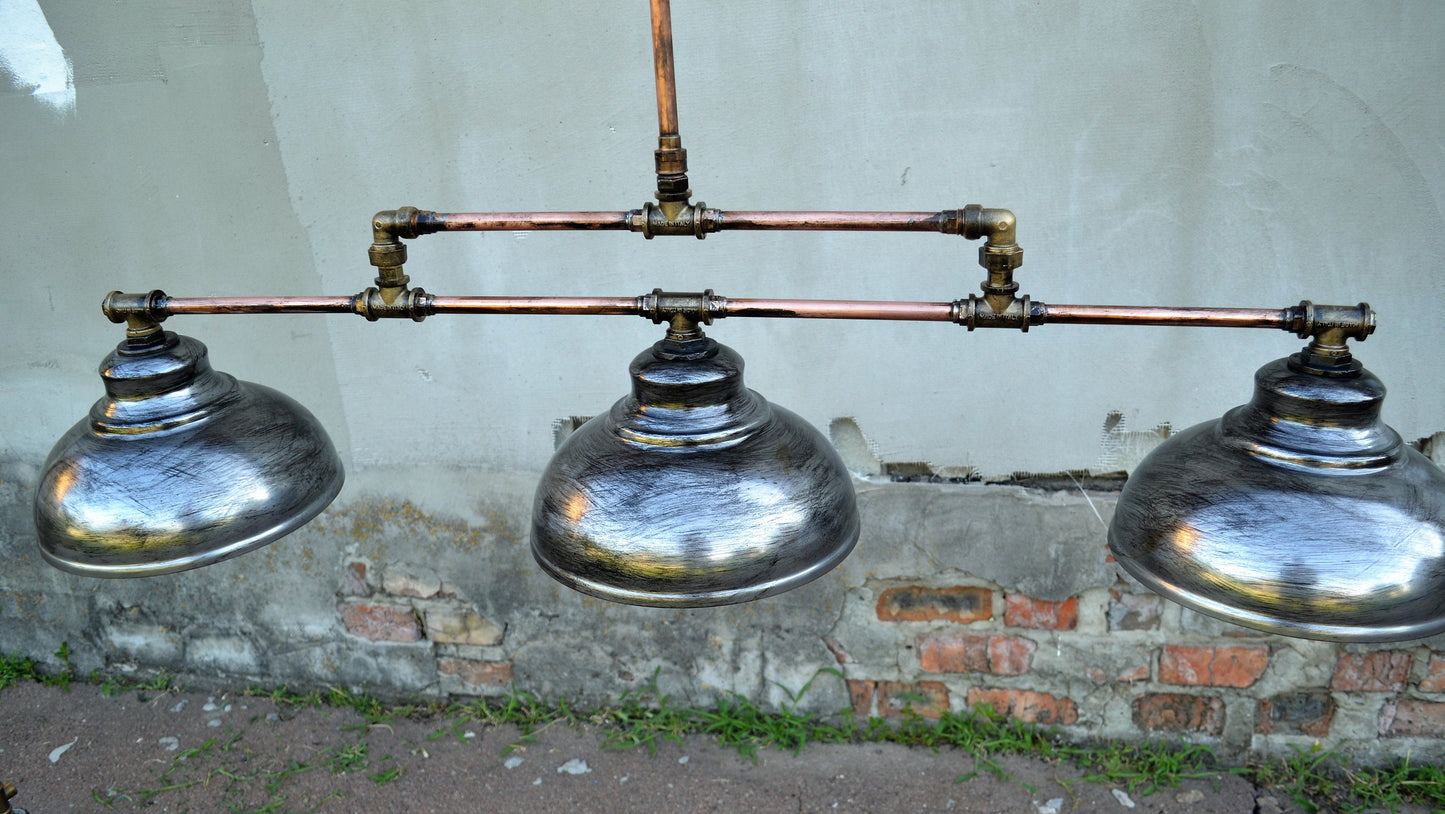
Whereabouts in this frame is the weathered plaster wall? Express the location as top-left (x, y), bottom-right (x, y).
top-left (3, 0), bottom-right (1445, 760)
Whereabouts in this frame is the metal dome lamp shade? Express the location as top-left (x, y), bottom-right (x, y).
top-left (35, 299), bottom-right (344, 577)
top-left (531, 315), bottom-right (860, 607)
top-left (1108, 308), bottom-right (1445, 642)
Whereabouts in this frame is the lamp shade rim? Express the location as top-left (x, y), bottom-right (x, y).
top-left (1111, 550), bottom-right (1445, 642)
top-left (534, 513), bottom-right (859, 608)
top-left (38, 470), bottom-right (343, 578)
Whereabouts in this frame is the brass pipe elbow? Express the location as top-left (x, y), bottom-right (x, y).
top-left (959, 205), bottom-right (1018, 247)
top-left (102, 290), bottom-right (169, 343)
top-left (372, 207), bottom-right (425, 242)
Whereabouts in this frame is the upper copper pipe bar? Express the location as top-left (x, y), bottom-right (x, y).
top-left (651, 0), bottom-right (679, 140)
top-left (1040, 304), bottom-right (1290, 329)
top-left (418, 210), bottom-right (956, 233)
top-left (723, 299), bottom-right (954, 321)
top-left (422, 211), bottom-right (632, 231)
top-left (429, 296), bottom-right (640, 315)
top-left (719, 211), bottom-right (950, 232)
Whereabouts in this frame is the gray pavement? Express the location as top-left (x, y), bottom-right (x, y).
top-left (4, 682), bottom-right (1294, 812)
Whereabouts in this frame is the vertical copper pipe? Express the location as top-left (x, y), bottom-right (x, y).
top-left (651, 0), bottom-right (680, 141)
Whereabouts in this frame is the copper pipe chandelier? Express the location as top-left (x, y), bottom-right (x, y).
top-left (34, 1), bottom-right (1445, 638)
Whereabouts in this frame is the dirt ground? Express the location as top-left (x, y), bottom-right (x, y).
top-left (2, 681), bottom-right (1303, 813)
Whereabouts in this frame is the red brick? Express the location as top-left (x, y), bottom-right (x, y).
top-left (968, 688), bottom-right (1078, 725)
top-left (339, 562), bottom-right (371, 597)
top-left (918, 634), bottom-right (1036, 675)
top-left (1256, 693), bottom-right (1335, 737)
top-left (1159, 645), bottom-right (1268, 688)
top-left (1004, 594), bottom-right (1079, 630)
top-left (876, 681), bottom-right (950, 719)
top-left (1133, 694), bottom-right (1225, 735)
top-left (988, 636), bottom-right (1037, 676)
top-left (1418, 653), bottom-right (1445, 692)
top-left (847, 679), bottom-right (876, 717)
top-left (339, 603), bottom-right (421, 642)
top-left (1381, 700), bottom-right (1445, 737)
top-left (823, 636), bottom-right (854, 665)
top-left (1107, 591), bottom-right (1163, 631)
top-left (1117, 663), bottom-right (1151, 683)
top-left (877, 586), bottom-right (991, 624)
top-left (437, 658), bottom-right (513, 690)
top-left (1331, 651), bottom-right (1412, 692)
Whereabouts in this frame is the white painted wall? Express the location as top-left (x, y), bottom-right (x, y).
top-left (4, 1), bottom-right (1443, 479)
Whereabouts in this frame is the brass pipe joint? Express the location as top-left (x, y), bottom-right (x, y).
top-left (638, 288), bottom-right (724, 325)
top-left (1285, 301), bottom-right (1376, 374)
top-left (103, 290), bottom-right (169, 343)
top-left (952, 293), bottom-right (1037, 332)
top-left (370, 207), bottom-right (441, 305)
top-left (352, 286), bottom-right (433, 322)
top-left (655, 135), bottom-right (691, 204)
top-left (949, 204), bottom-right (1026, 317)
top-left (956, 204), bottom-right (1018, 247)
top-left (629, 201), bottom-right (720, 239)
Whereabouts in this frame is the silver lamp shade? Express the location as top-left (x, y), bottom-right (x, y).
top-left (1109, 351), bottom-right (1445, 641)
top-left (35, 331), bottom-right (344, 577)
top-left (531, 333), bottom-right (860, 607)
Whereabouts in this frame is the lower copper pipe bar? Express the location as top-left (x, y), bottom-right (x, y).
top-left (718, 211), bottom-right (948, 232)
top-left (422, 212), bottom-right (632, 231)
top-left (1041, 304), bottom-right (1289, 329)
top-left (152, 295), bottom-right (1297, 330)
top-left (723, 298), bottom-right (954, 321)
top-left (162, 297), bottom-right (355, 315)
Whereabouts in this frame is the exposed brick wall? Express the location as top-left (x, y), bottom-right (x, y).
top-left (324, 559), bottom-right (1445, 756)
top-left (843, 578), bottom-right (1445, 757)
top-left (337, 561), bottom-right (511, 696)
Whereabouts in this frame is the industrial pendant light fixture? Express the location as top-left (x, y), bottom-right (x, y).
top-left (1108, 314), bottom-right (1445, 642)
top-left (35, 307), bottom-right (344, 577)
top-left (531, 307), bottom-right (860, 607)
top-left (31, 1), bottom-right (1444, 637)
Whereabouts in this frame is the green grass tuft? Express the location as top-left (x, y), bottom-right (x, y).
top-left (6, 651), bottom-right (1445, 811)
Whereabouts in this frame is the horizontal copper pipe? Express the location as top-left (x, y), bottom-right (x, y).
top-left (1041, 304), bottom-right (1290, 329)
top-left (430, 296), bottom-right (640, 315)
top-left (718, 211), bottom-right (948, 231)
top-left (424, 212), bottom-right (632, 231)
top-left (724, 298), bottom-right (954, 321)
top-left (149, 294), bottom-right (1302, 332)
top-left (162, 296), bottom-right (355, 314)
top-left (418, 210), bottom-right (957, 233)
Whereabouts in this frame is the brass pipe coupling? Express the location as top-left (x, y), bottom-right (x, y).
top-left (637, 288), bottom-right (725, 326)
top-left (351, 286), bottom-right (433, 322)
top-left (102, 290), bottom-right (169, 344)
top-left (1284, 301), bottom-right (1376, 374)
top-left (951, 293), bottom-right (1038, 332)
top-left (629, 200), bottom-right (720, 239)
